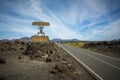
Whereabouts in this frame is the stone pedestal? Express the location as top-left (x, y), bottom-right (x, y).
top-left (31, 36), bottom-right (49, 42)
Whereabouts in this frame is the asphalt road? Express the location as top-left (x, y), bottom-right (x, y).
top-left (57, 43), bottom-right (120, 80)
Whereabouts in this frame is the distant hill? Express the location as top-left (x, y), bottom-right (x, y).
top-left (1, 37), bottom-right (119, 42)
top-left (111, 39), bottom-right (120, 42)
top-left (0, 37), bottom-right (30, 42)
top-left (51, 38), bottom-right (80, 42)
top-left (20, 37), bottom-right (30, 42)
top-left (68, 39), bottom-right (80, 42)
top-left (51, 38), bottom-right (62, 42)
top-left (0, 39), bottom-right (12, 42)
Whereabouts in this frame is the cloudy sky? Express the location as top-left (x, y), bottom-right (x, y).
top-left (0, 0), bottom-right (120, 40)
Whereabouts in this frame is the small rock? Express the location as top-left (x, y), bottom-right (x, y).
top-left (0, 57), bottom-right (6, 64)
top-left (45, 58), bottom-right (52, 62)
top-left (49, 71), bottom-right (56, 74)
top-left (0, 75), bottom-right (6, 80)
top-left (18, 56), bottom-right (22, 59)
top-left (50, 50), bottom-right (53, 54)
top-left (62, 61), bottom-right (66, 64)
top-left (74, 70), bottom-right (82, 75)
top-left (54, 65), bottom-right (63, 73)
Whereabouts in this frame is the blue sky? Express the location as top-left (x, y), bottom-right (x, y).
top-left (0, 0), bottom-right (120, 40)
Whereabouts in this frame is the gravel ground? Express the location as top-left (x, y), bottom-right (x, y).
top-left (0, 41), bottom-right (95, 80)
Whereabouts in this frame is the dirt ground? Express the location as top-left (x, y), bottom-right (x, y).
top-left (0, 40), bottom-right (95, 80)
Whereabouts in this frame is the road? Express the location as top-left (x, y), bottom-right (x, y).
top-left (57, 43), bottom-right (120, 80)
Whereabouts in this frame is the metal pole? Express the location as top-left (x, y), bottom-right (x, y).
top-left (39, 27), bottom-right (44, 34)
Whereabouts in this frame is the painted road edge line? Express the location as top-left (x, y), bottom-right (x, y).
top-left (55, 43), bottom-right (103, 80)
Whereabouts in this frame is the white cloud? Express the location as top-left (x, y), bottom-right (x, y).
top-left (101, 19), bottom-right (120, 36)
top-left (89, 19), bottom-right (120, 40)
top-left (29, 0), bottom-right (86, 39)
top-left (0, 0), bottom-right (119, 40)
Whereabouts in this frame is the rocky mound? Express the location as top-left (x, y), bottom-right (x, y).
top-left (0, 40), bottom-right (26, 51)
top-left (0, 41), bottom-right (95, 80)
top-left (24, 42), bottom-right (56, 62)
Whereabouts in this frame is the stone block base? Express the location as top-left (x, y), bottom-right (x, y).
top-left (31, 36), bottom-right (49, 42)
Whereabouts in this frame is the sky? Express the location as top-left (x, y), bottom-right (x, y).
top-left (0, 0), bottom-right (120, 40)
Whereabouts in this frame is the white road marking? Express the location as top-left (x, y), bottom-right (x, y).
top-left (69, 45), bottom-right (120, 70)
top-left (55, 43), bottom-right (103, 80)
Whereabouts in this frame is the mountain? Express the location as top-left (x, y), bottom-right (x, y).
top-left (0, 37), bottom-right (30, 42)
top-left (20, 37), bottom-right (30, 42)
top-left (111, 39), bottom-right (120, 42)
top-left (0, 39), bottom-right (12, 42)
top-left (51, 38), bottom-right (80, 42)
top-left (68, 39), bottom-right (80, 42)
top-left (0, 37), bottom-right (81, 42)
top-left (51, 38), bottom-right (62, 42)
